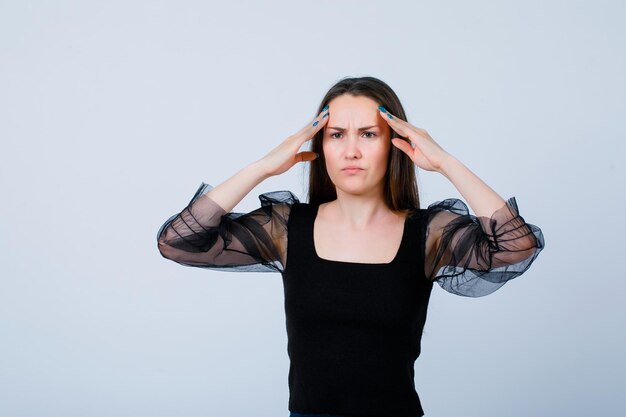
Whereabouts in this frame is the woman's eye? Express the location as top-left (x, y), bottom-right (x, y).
top-left (330, 132), bottom-right (376, 139)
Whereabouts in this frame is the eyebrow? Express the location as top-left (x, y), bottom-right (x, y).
top-left (327, 125), bottom-right (379, 131)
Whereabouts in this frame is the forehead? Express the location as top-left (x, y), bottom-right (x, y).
top-left (327, 95), bottom-right (380, 125)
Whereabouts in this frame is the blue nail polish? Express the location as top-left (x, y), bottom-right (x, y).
top-left (322, 104), bottom-right (329, 112)
top-left (378, 105), bottom-right (387, 113)
top-left (322, 112), bottom-right (329, 118)
top-left (313, 120), bottom-right (319, 126)
top-left (387, 113), bottom-right (393, 119)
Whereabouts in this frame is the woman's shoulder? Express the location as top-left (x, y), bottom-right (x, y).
top-left (257, 189), bottom-right (300, 206)
top-left (405, 205), bottom-right (425, 221)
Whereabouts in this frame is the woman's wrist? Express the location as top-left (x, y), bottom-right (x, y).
top-left (251, 158), bottom-right (274, 181)
top-left (436, 152), bottom-right (458, 178)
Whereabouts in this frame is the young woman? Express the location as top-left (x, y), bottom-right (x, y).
top-left (156, 76), bottom-right (545, 417)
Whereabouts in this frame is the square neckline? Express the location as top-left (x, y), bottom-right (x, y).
top-left (311, 203), bottom-right (410, 266)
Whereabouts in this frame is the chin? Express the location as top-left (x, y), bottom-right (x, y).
top-left (335, 183), bottom-right (371, 195)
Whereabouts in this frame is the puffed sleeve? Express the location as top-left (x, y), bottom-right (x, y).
top-left (424, 196), bottom-right (544, 297)
top-left (157, 182), bottom-right (299, 273)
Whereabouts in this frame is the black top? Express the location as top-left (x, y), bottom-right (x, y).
top-left (282, 201), bottom-right (431, 416)
top-left (157, 182), bottom-right (545, 417)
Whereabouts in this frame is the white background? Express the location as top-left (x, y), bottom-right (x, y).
top-left (1, 1), bottom-right (624, 416)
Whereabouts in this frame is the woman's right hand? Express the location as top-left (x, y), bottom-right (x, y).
top-left (258, 107), bottom-right (330, 177)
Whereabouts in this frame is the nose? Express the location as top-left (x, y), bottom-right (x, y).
top-left (344, 135), bottom-right (361, 159)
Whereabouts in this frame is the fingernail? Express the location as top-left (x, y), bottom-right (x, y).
top-left (387, 113), bottom-right (393, 119)
top-left (322, 104), bottom-right (329, 112)
top-left (312, 120), bottom-right (319, 126)
top-left (322, 112), bottom-right (329, 119)
top-left (378, 105), bottom-right (387, 113)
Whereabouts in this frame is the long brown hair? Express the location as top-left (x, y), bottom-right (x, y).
top-left (307, 76), bottom-right (421, 213)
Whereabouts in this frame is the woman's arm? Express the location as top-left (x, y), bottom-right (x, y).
top-left (206, 104), bottom-right (331, 213)
top-left (203, 159), bottom-right (272, 214)
top-left (429, 154), bottom-right (539, 269)
top-left (157, 159), bottom-right (271, 264)
top-left (379, 105), bottom-right (540, 259)
top-left (156, 107), bottom-right (330, 272)
top-left (379, 104), bottom-right (510, 217)
top-left (378, 106), bottom-right (544, 296)
top-left (437, 154), bottom-right (506, 218)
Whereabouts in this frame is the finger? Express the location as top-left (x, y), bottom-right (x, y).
top-left (299, 104), bottom-right (329, 135)
top-left (391, 137), bottom-right (414, 157)
top-left (378, 106), bottom-right (414, 138)
top-left (296, 151), bottom-right (319, 163)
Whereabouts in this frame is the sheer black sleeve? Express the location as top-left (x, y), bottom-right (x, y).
top-left (424, 196), bottom-right (545, 297)
top-left (157, 182), bottom-right (299, 273)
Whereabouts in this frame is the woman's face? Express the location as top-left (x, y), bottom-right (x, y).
top-left (322, 94), bottom-right (392, 197)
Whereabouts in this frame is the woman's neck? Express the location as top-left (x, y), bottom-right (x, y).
top-left (322, 189), bottom-right (400, 230)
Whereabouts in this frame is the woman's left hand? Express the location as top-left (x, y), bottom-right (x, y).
top-left (379, 106), bottom-right (451, 173)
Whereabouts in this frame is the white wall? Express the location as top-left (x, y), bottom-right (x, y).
top-left (1, 1), bottom-right (624, 416)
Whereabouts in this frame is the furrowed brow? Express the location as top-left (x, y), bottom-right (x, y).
top-left (327, 125), bottom-right (379, 131)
